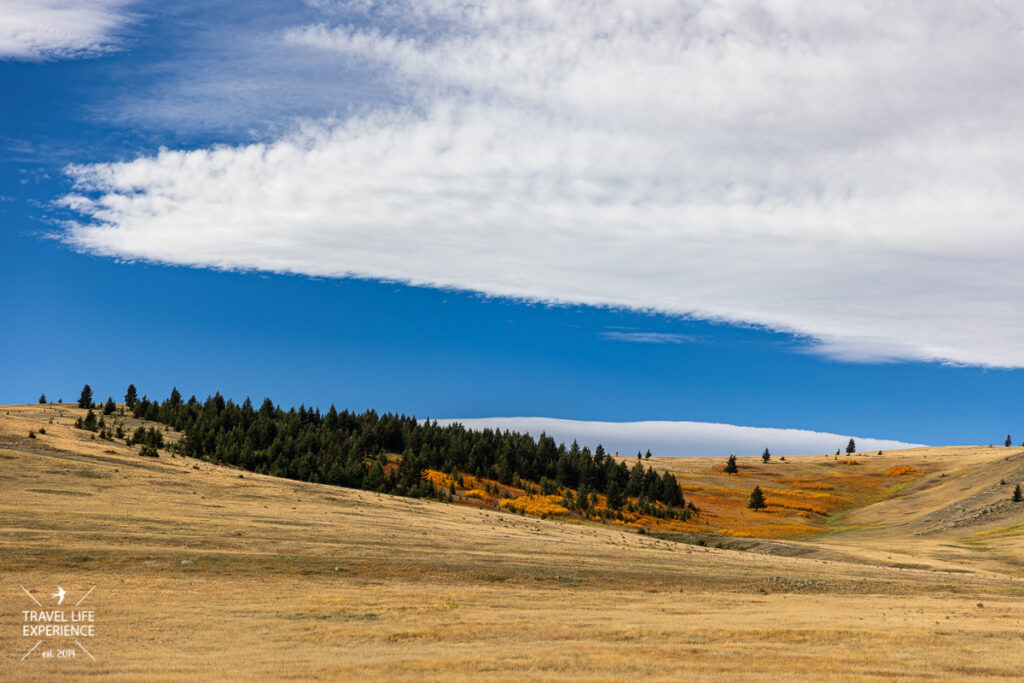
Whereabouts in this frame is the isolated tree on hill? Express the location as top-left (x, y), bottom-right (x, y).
top-left (846, 438), bottom-right (856, 455)
top-left (761, 448), bottom-right (771, 464)
top-left (748, 485), bottom-right (767, 510)
top-left (724, 454), bottom-right (738, 474)
top-left (38, 393), bottom-right (46, 404)
top-left (1013, 484), bottom-right (1023, 503)
top-left (103, 397), bottom-right (116, 415)
top-left (78, 384), bottom-right (93, 409)
top-left (125, 384), bottom-right (138, 408)
top-left (1006, 434), bottom-right (1013, 448)
top-left (645, 449), bottom-right (652, 460)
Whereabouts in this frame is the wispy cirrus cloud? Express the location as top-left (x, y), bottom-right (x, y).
top-left (0, 0), bottom-right (134, 61)
top-left (600, 331), bottom-right (694, 345)
top-left (60, 1), bottom-right (1024, 367)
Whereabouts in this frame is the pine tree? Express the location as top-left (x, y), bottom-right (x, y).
top-left (748, 485), bottom-right (767, 510)
top-left (103, 397), bottom-right (116, 415)
top-left (605, 479), bottom-right (623, 509)
top-left (761, 448), bottom-right (771, 463)
top-left (1013, 484), bottom-right (1023, 503)
top-left (626, 460), bottom-right (646, 498)
top-left (78, 384), bottom-right (93, 409)
top-left (1005, 434), bottom-right (1012, 448)
top-left (846, 438), bottom-right (856, 455)
top-left (724, 454), bottom-right (738, 474)
top-left (38, 393), bottom-right (46, 404)
top-left (660, 471), bottom-right (684, 507)
top-left (125, 384), bottom-right (138, 408)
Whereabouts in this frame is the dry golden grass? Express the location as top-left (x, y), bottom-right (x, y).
top-left (3, 404), bottom-right (1024, 680)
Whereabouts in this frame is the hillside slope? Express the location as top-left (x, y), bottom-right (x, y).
top-left (2, 404), bottom-right (1024, 680)
top-left (811, 447), bottom-right (1024, 575)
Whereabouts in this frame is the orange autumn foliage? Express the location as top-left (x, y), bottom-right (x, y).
top-left (499, 496), bottom-right (569, 516)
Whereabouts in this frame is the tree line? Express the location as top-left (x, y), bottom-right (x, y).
top-left (106, 386), bottom-right (687, 515)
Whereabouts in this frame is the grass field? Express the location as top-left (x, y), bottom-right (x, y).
top-left (3, 403), bottom-right (1024, 680)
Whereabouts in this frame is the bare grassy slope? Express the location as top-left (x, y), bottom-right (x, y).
top-left (636, 446), bottom-right (1024, 575)
top-left (2, 404), bottom-right (1024, 680)
top-left (812, 447), bottom-right (1024, 575)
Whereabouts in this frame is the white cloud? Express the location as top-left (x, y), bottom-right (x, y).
top-left (433, 417), bottom-right (924, 458)
top-left (0, 0), bottom-right (133, 60)
top-left (61, 1), bottom-right (1024, 366)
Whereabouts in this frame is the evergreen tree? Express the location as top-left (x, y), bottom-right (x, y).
top-left (1005, 434), bottom-right (1012, 448)
top-left (626, 460), bottom-right (646, 497)
top-left (644, 449), bottom-right (652, 459)
top-left (38, 393), bottom-right (46, 404)
top-left (846, 438), bottom-right (856, 455)
top-left (724, 454), bottom-right (738, 474)
top-left (761, 448), bottom-right (771, 463)
top-left (363, 461), bottom-right (388, 492)
top-left (660, 471), bottom-right (683, 507)
top-left (1013, 484), bottom-right (1023, 503)
top-left (748, 485), bottom-right (767, 510)
top-left (605, 479), bottom-right (623, 509)
top-left (82, 410), bottom-right (98, 431)
top-left (125, 384), bottom-right (138, 408)
top-left (78, 384), bottom-right (93, 409)
top-left (103, 397), bottom-right (116, 415)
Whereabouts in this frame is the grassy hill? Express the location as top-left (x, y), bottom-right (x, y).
top-left (3, 403), bottom-right (1024, 680)
top-left (636, 447), bottom-right (1024, 576)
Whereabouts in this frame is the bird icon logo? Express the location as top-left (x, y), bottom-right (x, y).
top-left (51, 586), bottom-right (66, 605)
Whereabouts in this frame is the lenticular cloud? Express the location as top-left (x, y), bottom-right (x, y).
top-left (434, 417), bottom-right (924, 459)
top-left (62, 1), bottom-right (1024, 367)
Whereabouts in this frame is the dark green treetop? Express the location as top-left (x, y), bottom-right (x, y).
top-left (748, 485), bottom-right (767, 510)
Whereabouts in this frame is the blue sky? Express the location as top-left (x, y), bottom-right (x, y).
top-left (3, 1), bottom-right (1024, 454)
